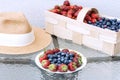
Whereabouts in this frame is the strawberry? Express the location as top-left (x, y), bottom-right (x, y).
top-left (69, 51), bottom-right (77, 55)
top-left (67, 14), bottom-right (72, 18)
top-left (74, 9), bottom-right (81, 17)
top-left (74, 54), bottom-right (81, 59)
top-left (58, 64), bottom-right (68, 72)
top-left (91, 18), bottom-right (97, 23)
top-left (53, 48), bottom-right (60, 53)
top-left (91, 13), bottom-right (99, 19)
top-left (68, 62), bottom-right (77, 71)
top-left (70, 5), bottom-right (74, 9)
top-left (54, 5), bottom-right (60, 9)
top-left (48, 64), bottom-right (57, 72)
top-left (44, 49), bottom-right (54, 55)
top-left (61, 11), bottom-right (67, 16)
top-left (73, 5), bottom-right (79, 11)
top-left (73, 57), bottom-right (82, 67)
top-left (62, 49), bottom-right (69, 53)
top-left (60, 5), bottom-right (70, 11)
top-left (67, 9), bottom-right (75, 15)
top-left (63, 0), bottom-right (70, 6)
top-left (85, 15), bottom-right (92, 21)
top-left (79, 6), bottom-right (83, 9)
top-left (39, 54), bottom-right (47, 62)
top-left (41, 60), bottom-right (50, 69)
top-left (50, 9), bottom-right (61, 14)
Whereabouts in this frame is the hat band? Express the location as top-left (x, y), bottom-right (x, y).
top-left (0, 30), bottom-right (35, 47)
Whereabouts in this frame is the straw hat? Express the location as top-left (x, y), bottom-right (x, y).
top-left (0, 12), bottom-right (51, 55)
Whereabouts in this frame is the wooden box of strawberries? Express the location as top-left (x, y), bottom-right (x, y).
top-left (45, 0), bottom-right (120, 56)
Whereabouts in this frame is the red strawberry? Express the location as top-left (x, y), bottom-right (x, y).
top-left (54, 5), bottom-right (60, 9)
top-left (67, 9), bottom-right (75, 15)
top-left (58, 64), bottom-right (68, 72)
top-left (73, 57), bottom-right (78, 63)
top-left (61, 11), bottom-right (67, 16)
top-left (70, 5), bottom-right (74, 9)
top-left (48, 64), bottom-right (57, 72)
top-left (68, 62), bottom-right (77, 71)
top-left (85, 15), bottom-right (92, 21)
top-left (69, 51), bottom-right (77, 55)
top-left (91, 13), bottom-right (99, 19)
top-left (50, 9), bottom-right (61, 14)
top-left (63, 0), bottom-right (70, 6)
top-left (53, 48), bottom-right (60, 53)
top-left (73, 57), bottom-right (81, 67)
top-left (67, 14), bottom-right (72, 18)
top-left (79, 6), bottom-right (83, 9)
top-left (74, 54), bottom-right (81, 59)
top-left (73, 5), bottom-right (79, 11)
top-left (44, 49), bottom-right (54, 55)
top-left (74, 9), bottom-right (81, 17)
top-left (41, 60), bottom-right (50, 69)
top-left (91, 18), bottom-right (97, 23)
top-left (60, 5), bottom-right (70, 11)
top-left (39, 54), bottom-right (47, 62)
top-left (62, 49), bottom-right (69, 53)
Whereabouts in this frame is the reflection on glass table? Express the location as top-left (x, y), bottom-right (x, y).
top-left (0, 36), bottom-right (120, 80)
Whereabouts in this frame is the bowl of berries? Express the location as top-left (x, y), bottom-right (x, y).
top-left (35, 48), bottom-right (87, 74)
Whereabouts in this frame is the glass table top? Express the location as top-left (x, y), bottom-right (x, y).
top-left (0, 35), bottom-right (120, 80)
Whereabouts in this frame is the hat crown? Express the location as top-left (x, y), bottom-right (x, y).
top-left (0, 12), bottom-right (31, 34)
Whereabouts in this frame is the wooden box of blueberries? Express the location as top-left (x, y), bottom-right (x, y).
top-left (45, 0), bottom-right (120, 56)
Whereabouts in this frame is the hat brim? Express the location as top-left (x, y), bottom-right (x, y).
top-left (0, 27), bottom-right (52, 55)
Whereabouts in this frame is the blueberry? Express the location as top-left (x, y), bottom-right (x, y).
top-left (47, 54), bottom-right (52, 58)
top-left (49, 58), bottom-right (53, 62)
top-left (113, 19), bottom-right (117, 22)
top-left (64, 56), bottom-right (69, 60)
top-left (118, 24), bottom-right (120, 28)
top-left (106, 22), bottom-right (111, 26)
top-left (57, 51), bottom-right (62, 55)
top-left (53, 59), bottom-right (57, 63)
top-left (53, 54), bottom-right (58, 58)
top-left (70, 57), bottom-right (73, 60)
top-left (102, 21), bottom-right (106, 25)
top-left (61, 58), bottom-right (64, 62)
top-left (69, 53), bottom-right (74, 57)
top-left (51, 61), bottom-right (55, 64)
top-left (99, 19), bottom-right (103, 23)
top-left (117, 21), bottom-right (120, 25)
top-left (63, 60), bottom-right (68, 64)
top-left (61, 56), bottom-right (65, 59)
top-left (57, 60), bottom-right (61, 64)
top-left (68, 60), bottom-right (72, 63)
top-left (111, 25), bottom-right (116, 30)
top-left (55, 53), bottom-right (58, 56)
top-left (112, 21), bottom-right (116, 25)
top-left (57, 55), bottom-right (61, 58)
top-left (61, 52), bottom-right (66, 56)
top-left (65, 53), bottom-right (69, 57)
top-left (102, 25), bottom-right (108, 29)
top-left (58, 57), bottom-right (61, 61)
top-left (102, 17), bottom-right (105, 21)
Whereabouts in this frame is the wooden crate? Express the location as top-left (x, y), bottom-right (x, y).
top-left (45, 7), bottom-right (120, 56)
